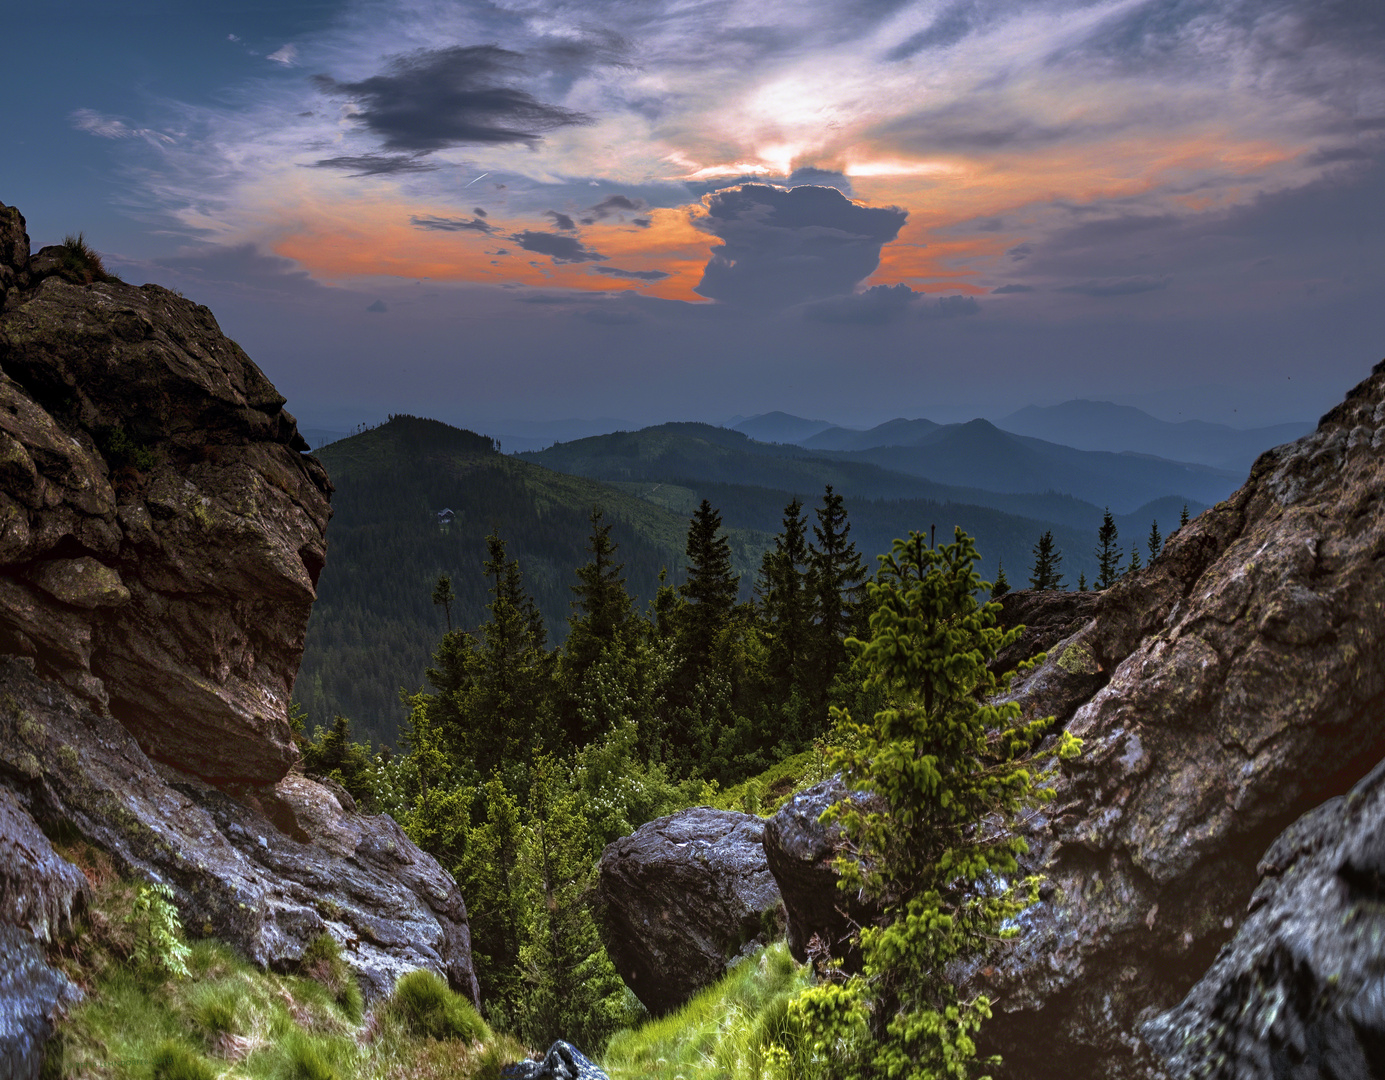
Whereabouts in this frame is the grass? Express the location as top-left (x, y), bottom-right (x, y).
top-left (57, 232), bottom-right (122, 284)
top-left (600, 943), bottom-right (822, 1080)
top-left (41, 842), bottom-right (531, 1080)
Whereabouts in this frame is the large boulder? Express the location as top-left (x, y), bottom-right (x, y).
top-left (762, 778), bottom-right (882, 973)
top-left (0, 198), bottom-right (480, 1029)
top-left (0, 199), bottom-right (329, 785)
top-left (1142, 756), bottom-right (1385, 1078)
top-left (0, 924), bottom-right (79, 1080)
top-left (968, 360), bottom-right (1385, 1078)
top-left (598, 807), bottom-right (783, 1015)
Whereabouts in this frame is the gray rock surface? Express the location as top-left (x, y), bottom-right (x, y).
top-left (502, 1040), bottom-right (610, 1079)
top-left (0, 198), bottom-right (479, 1034)
top-left (598, 807), bottom-right (783, 1014)
top-left (0, 924), bottom-right (80, 1080)
top-left (762, 778), bottom-right (882, 973)
top-left (1142, 756), bottom-right (1385, 1079)
top-left (0, 199), bottom-right (330, 785)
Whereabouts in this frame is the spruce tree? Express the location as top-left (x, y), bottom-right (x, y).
top-left (678, 500), bottom-right (739, 674)
top-left (1028, 530), bottom-right (1064, 590)
top-left (432, 572), bottom-right (455, 631)
top-left (1094, 508), bottom-right (1121, 589)
top-left (990, 559), bottom-right (1010, 599)
top-left (792, 529), bottom-right (1081, 1079)
top-left (1147, 520), bottom-right (1163, 563)
top-left (1180, 503), bottom-right (1190, 527)
top-left (1078, 571), bottom-right (1087, 591)
top-left (806, 486), bottom-right (866, 706)
top-left (757, 497), bottom-right (812, 703)
top-left (1126, 546), bottom-right (1142, 575)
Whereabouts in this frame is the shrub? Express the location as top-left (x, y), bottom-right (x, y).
top-left (129, 882), bottom-right (191, 979)
top-left (149, 1041), bottom-right (215, 1080)
top-left (388, 969), bottom-right (490, 1042)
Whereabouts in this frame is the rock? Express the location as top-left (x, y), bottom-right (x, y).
top-left (0, 201), bottom-right (330, 784)
top-left (0, 655), bottom-right (479, 1005)
top-left (0, 788), bottom-right (88, 942)
top-left (598, 807), bottom-right (783, 1015)
top-left (501, 1040), bottom-right (610, 1079)
top-left (762, 778), bottom-right (883, 973)
top-left (0, 924), bottom-right (80, 1080)
top-left (991, 587), bottom-right (1102, 678)
top-left (1142, 756), bottom-right (1385, 1079)
top-left (964, 361), bottom-right (1385, 1078)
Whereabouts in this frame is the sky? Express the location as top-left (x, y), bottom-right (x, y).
top-left (4, 0), bottom-right (1384, 436)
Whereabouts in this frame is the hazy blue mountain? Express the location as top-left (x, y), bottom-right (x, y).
top-left (998, 400), bottom-right (1312, 471)
top-left (490, 416), bottom-right (636, 453)
top-left (731, 411), bottom-right (836, 444)
top-left (801, 416), bottom-right (943, 451)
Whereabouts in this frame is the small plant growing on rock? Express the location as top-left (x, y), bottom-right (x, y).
top-left (300, 931), bottom-right (364, 1022)
top-left (129, 881), bottom-right (191, 979)
top-left (57, 232), bottom-right (122, 283)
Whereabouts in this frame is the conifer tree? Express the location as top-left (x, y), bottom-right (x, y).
top-left (757, 497), bottom-right (812, 702)
top-left (989, 559), bottom-right (1010, 599)
top-left (1094, 508), bottom-right (1121, 589)
top-left (432, 572), bottom-right (455, 631)
top-left (460, 779), bottom-right (526, 1023)
top-left (678, 500), bottom-right (738, 675)
top-left (792, 529), bottom-right (1080, 1079)
top-left (1147, 520), bottom-right (1163, 563)
top-left (806, 486), bottom-right (866, 709)
top-left (1078, 571), bottom-right (1087, 591)
top-left (1126, 546), bottom-right (1142, 575)
top-left (1028, 530), bottom-right (1064, 590)
top-left (1180, 503), bottom-right (1190, 527)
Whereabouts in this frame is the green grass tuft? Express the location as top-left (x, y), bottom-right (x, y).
top-left (388, 969), bottom-right (491, 1043)
top-left (150, 1040), bottom-right (216, 1080)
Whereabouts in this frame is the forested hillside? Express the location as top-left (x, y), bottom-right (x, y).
top-left (295, 416), bottom-right (771, 745)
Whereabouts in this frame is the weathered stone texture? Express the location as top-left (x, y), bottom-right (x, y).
top-left (598, 807), bottom-right (783, 1015)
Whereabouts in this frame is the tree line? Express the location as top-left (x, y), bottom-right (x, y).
top-left (1004, 502), bottom-right (1189, 594)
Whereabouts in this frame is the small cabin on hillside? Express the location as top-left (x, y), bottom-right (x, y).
top-left (436, 508), bottom-right (456, 528)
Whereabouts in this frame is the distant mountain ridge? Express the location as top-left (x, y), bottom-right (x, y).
top-left (732, 400), bottom-right (1310, 472)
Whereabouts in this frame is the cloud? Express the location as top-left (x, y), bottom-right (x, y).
top-left (70, 108), bottom-right (172, 143)
top-left (410, 214), bottom-right (493, 233)
top-left (927, 294), bottom-right (980, 318)
top-left (583, 194), bottom-right (647, 225)
top-left (992, 283), bottom-right (1034, 294)
top-left (693, 184), bottom-right (908, 308)
top-left (804, 283), bottom-right (919, 324)
top-left (509, 231), bottom-right (607, 264)
top-left (593, 266), bottom-right (671, 281)
top-left (473, 207), bottom-right (488, 217)
top-left (545, 211), bottom-right (577, 231)
top-left (312, 45), bottom-right (590, 153)
top-left (1061, 275), bottom-right (1172, 297)
top-left (308, 154), bottom-right (437, 175)
top-left (631, 218), bottom-right (652, 228)
top-left (1007, 243), bottom-right (1034, 261)
top-left (366, 299), bottom-right (387, 312)
top-left (267, 44), bottom-right (298, 66)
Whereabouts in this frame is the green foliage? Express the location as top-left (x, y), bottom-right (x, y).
top-left (150, 1040), bottom-right (216, 1080)
top-left (802, 529), bottom-right (1081, 1080)
top-left (101, 426), bottom-right (158, 471)
top-left (129, 882), bottom-right (191, 979)
top-left (300, 933), bottom-right (365, 1023)
top-left (988, 559), bottom-right (1009, 599)
top-left (1027, 529), bottom-right (1063, 590)
top-left (1147, 519), bottom-right (1163, 562)
top-left (1094, 507), bottom-right (1121, 589)
top-left (603, 943), bottom-right (814, 1080)
top-left (388, 969), bottom-right (491, 1042)
top-left (302, 714), bottom-right (375, 804)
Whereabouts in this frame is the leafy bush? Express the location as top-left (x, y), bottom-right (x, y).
top-left (149, 1040), bottom-right (216, 1080)
top-left (388, 969), bottom-right (490, 1042)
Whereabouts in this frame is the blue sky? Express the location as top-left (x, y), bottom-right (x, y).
top-left (5, 0), bottom-right (1383, 435)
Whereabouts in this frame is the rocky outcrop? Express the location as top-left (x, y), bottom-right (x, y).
top-left (962, 361), bottom-right (1385, 1078)
top-left (1142, 757), bottom-right (1385, 1078)
top-left (762, 778), bottom-right (882, 973)
top-left (757, 363), bottom-right (1385, 1078)
top-left (502, 1041), bottom-right (610, 1079)
top-left (0, 924), bottom-right (80, 1080)
top-left (0, 199), bottom-right (329, 785)
top-left (598, 808), bottom-right (783, 1015)
top-left (0, 198), bottom-right (479, 1040)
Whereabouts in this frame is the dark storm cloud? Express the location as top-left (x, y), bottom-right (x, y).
top-left (992, 283), bottom-right (1034, 293)
top-left (1061, 275), bottom-right (1171, 297)
top-left (583, 194), bottom-right (646, 225)
top-left (593, 266), bottom-right (671, 281)
top-left (474, 207), bottom-right (488, 217)
top-left (509, 230), bottom-right (607, 263)
top-left (804, 283), bottom-right (919, 324)
top-left (545, 211), bottom-right (578, 230)
top-left (928, 294), bottom-right (981, 318)
top-left (308, 154), bottom-right (438, 175)
top-left (312, 45), bottom-right (591, 153)
top-left (693, 184), bottom-right (908, 308)
top-left (410, 214), bottom-right (494, 233)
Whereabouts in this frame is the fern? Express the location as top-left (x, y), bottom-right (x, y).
top-left (129, 882), bottom-right (192, 978)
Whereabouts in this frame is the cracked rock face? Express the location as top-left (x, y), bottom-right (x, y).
top-left (966, 360), bottom-right (1385, 1079)
top-left (0, 200), bottom-right (330, 785)
top-left (1143, 757), bottom-right (1385, 1079)
top-left (597, 808), bottom-right (784, 1015)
